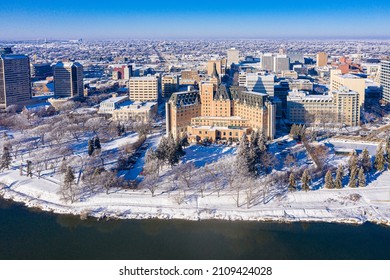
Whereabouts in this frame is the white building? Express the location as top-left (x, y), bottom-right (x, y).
top-left (227, 48), bottom-right (239, 66)
top-left (98, 95), bottom-right (129, 115)
top-left (273, 55), bottom-right (290, 73)
top-left (239, 72), bottom-right (275, 96)
top-left (112, 101), bottom-right (158, 122)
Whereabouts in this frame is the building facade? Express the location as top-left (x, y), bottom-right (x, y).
top-left (161, 75), bottom-right (179, 98)
top-left (287, 87), bottom-right (359, 126)
top-left (53, 61), bottom-right (84, 98)
top-left (128, 76), bottom-right (159, 102)
top-left (330, 69), bottom-right (365, 108)
top-left (166, 84), bottom-right (276, 142)
top-left (239, 72), bottom-right (275, 96)
top-left (380, 60), bottom-right (390, 103)
top-left (0, 54), bottom-right (31, 109)
top-left (227, 48), bottom-right (239, 66)
top-left (316, 52), bottom-right (328, 67)
top-left (112, 101), bottom-right (157, 122)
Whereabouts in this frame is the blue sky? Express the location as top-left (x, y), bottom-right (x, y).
top-left (1, 0), bottom-right (390, 40)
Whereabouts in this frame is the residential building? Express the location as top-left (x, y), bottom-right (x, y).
top-left (380, 60), bottom-right (390, 103)
top-left (0, 54), bottom-right (32, 109)
top-left (53, 61), bottom-right (84, 98)
top-left (330, 69), bottom-right (365, 108)
top-left (128, 76), bottom-right (159, 102)
top-left (161, 75), bottom-right (179, 98)
top-left (287, 87), bottom-right (359, 126)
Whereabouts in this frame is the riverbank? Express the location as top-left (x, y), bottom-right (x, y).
top-left (1, 168), bottom-right (390, 226)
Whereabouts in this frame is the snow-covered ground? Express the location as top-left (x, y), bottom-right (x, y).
top-left (1, 140), bottom-right (390, 226)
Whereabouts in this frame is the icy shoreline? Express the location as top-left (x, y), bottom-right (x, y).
top-left (2, 170), bottom-right (390, 227)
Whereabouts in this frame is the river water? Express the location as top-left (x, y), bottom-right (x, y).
top-left (0, 198), bottom-right (389, 260)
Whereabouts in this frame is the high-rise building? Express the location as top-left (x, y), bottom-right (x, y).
top-left (161, 75), bottom-right (179, 98)
top-left (227, 48), bottom-right (239, 66)
top-left (330, 69), bottom-right (365, 108)
top-left (273, 55), bottom-right (290, 73)
top-left (0, 54), bottom-right (32, 109)
top-left (261, 53), bottom-right (274, 71)
top-left (128, 76), bottom-right (159, 102)
top-left (316, 52), bottom-right (328, 67)
top-left (53, 61), bottom-right (84, 98)
top-left (380, 60), bottom-right (390, 103)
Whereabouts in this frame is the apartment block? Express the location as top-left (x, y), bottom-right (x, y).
top-left (128, 76), bottom-right (159, 102)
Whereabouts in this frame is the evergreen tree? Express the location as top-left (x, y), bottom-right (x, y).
top-left (288, 172), bottom-right (296, 191)
top-left (156, 136), bottom-right (169, 162)
top-left (348, 150), bottom-right (358, 173)
top-left (301, 169), bottom-right (311, 191)
top-left (0, 146), bottom-right (12, 170)
top-left (360, 147), bottom-right (372, 172)
top-left (348, 167), bottom-right (357, 188)
top-left (374, 143), bottom-right (385, 172)
top-left (385, 137), bottom-right (390, 166)
top-left (335, 164), bottom-right (344, 189)
top-left (358, 167), bottom-right (366, 188)
top-left (93, 136), bottom-right (101, 150)
top-left (324, 170), bottom-right (334, 189)
top-left (62, 166), bottom-right (76, 203)
top-left (257, 131), bottom-right (267, 152)
top-left (87, 139), bottom-right (94, 156)
top-left (236, 133), bottom-right (251, 176)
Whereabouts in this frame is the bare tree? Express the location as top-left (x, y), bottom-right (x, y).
top-left (175, 162), bottom-right (196, 195)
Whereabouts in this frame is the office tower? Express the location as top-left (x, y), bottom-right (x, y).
top-left (54, 61), bottom-right (84, 98)
top-left (161, 75), bottom-right (179, 98)
top-left (380, 60), bottom-right (390, 103)
top-left (30, 63), bottom-right (53, 80)
top-left (128, 76), bottom-right (159, 102)
top-left (330, 69), bottom-right (365, 108)
top-left (207, 59), bottom-right (222, 76)
top-left (243, 73), bottom-right (275, 96)
top-left (261, 53), bottom-right (274, 71)
top-left (316, 52), bottom-right (328, 67)
top-left (273, 55), bottom-right (290, 73)
top-left (227, 48), bottom-right (239, 66)
top-left (0, 54), bottom-right (32, 109)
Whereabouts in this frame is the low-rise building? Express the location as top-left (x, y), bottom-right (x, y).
top-left (112, 101), bottom-right (157, 122)
top-left (98, 95), bottom-right (129, 115)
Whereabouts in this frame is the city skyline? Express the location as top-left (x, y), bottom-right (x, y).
top-left (1, 0), bottom-right (390, 40)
